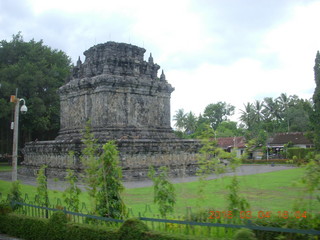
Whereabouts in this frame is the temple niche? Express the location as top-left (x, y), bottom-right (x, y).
top-left (22, 42), bottom-right (200, 180)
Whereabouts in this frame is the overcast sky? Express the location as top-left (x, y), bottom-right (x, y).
top-left (1, 0), bottom-right (320, 125)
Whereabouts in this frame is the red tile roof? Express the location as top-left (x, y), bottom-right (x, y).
top-left (216, 136), bottom-right (246, 149)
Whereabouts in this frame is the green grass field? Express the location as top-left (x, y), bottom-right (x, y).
top-left (0, 167), bottom-right (319, 219)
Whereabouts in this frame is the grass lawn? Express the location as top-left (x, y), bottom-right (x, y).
top-left (0, 167), bottom-right (319, 219)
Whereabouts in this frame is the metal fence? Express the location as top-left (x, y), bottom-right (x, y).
top-left (7, 200), bottom-right (320, 239)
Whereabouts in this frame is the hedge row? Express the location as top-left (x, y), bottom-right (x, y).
top-left (0, 212), bottom-right (211, 240)
top-left (286, 147), bottom-right (315, 160)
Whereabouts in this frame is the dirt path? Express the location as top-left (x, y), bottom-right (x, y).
top-left (0, 165), bottom-right (296, 191)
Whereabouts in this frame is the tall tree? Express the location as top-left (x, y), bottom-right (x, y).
top-left (0, 33), bottom-right (72, 153)
top-left (312, 51), bottom-right (320, 151)
top-left (203, 101), bottom-right (235, 130)
top-left (239, 102), bottom-right (255, 130)
top-left (173, 108), bottom-right (186, 131)
top-left (253, 100), bottom-right (264, 123)
top-left (276, 93), bottom-right (292, 132)
top-left (184, 111), bottom-right (197, 134)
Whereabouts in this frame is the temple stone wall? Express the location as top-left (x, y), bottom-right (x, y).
top-left (22, 139), bottom-right (201, 180)
top-left (21, 41), bottom-right (201, 180)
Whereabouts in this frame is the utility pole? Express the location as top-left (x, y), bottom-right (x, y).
top-left (11, 88), bottom-right (27, 181)
top-left (12, 88), bottom-right (19, 181)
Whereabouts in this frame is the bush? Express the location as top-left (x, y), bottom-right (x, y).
top-left (47, 211), bottom-right (68, 240)
top-left (7, 181), bottom-right (24, 210)
top-left (233, 228), bottom-right (257, 240)
top-left (251, 215), bottom-right (320, 240)
top-left (184, 208), bottom-right (212, 222)
top-left (118, 218), bottom-right (149, 240)
top-left (0, 213), bottom-right (223, 240)
top-left (287, 148), bottom-right (315, 160)
top-left (0, 202), bottom-right (12, 215)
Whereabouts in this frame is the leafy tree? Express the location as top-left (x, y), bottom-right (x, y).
top-left (312, 51), bottom-right (320, 151)
top-left (0, 33), bottom-right (72, 153)
top-left (215, 121), bottom-right (244, 138)
top-left (80, 122), bottom-right (126, 218)
top-left (226, 176), bottom-right (250, 222)
top-left (7, 181), bottom-right (23, 210)
top-left (195, 125), bottom-right (241, 207)
top-left (96, 141), bottom-right (126, 219)
top-left (36, 165), bottom-right (49, 207)
top-left (203, 102), bottom-right (235, 130)
top-left (63, 169), bottom-right (81, 212)
top-left (148, 166), bottom-right (176, 218)
top-left (80, 122), bottom-right (100, 212)
top-left (301, 155), bottom-right (320, 211)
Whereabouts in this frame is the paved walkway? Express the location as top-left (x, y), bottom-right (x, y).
top-left (0, 165), bottom-right (296, 191)
top-left (0, 234), bottom-right (23, 240)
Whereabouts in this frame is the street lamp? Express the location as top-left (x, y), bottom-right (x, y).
top-left (11, 90), bottom-right (27, 181)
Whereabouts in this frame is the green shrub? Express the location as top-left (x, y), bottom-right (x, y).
top-left (233, 228), bottom-right (257, 240)
top-left (287, 148), bottom-right (315, 160)
top-left (7, 181), bottom-right (23, 210)
top-left (47, 211), bottom-right (68, 240)
top-left (0, 202), bottom-right (12, 215)
top-left (0, 214), bottom-right (48, 240)
top-left (184, 208), bottom-right (212, 222)
top-left (65, 223), bottom-right (119, 240)
top-left (252, 215), bottom-right (320, 240)
top-left (118, 218), bottom-right (149, 240)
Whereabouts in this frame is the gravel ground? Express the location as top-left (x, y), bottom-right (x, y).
top-left (0, 164), bottom-right (296, 191)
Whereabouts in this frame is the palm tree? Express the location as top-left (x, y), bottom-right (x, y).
top-left (253, 100), bottom-right (264, 123)
top-left (173, 109), bottom-right (186, 131)
top-left (184, 112), bottom-right (198, 134)
top-left (276, 93), bottom-right (292, 132)
top-left (239, 102), bottom-right (255, 130)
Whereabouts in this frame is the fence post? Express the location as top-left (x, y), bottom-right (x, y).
top-left (44, 167), bottom-right (49, 218)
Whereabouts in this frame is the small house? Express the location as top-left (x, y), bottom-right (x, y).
top-left (216, 136), bottom-right (246, 158)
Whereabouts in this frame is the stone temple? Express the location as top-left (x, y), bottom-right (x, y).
top-left (21, 42), bottom-right (200, 180)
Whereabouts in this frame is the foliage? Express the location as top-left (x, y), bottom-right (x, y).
top-left (252, 215), bottom-right (320, 240)
top-left (148, 166), bottom-right (176, 218)
top-left (0, 213), bottom-right (119, 240)
top-left (312, 51), bottom-right (320, 151)
top-left (7, 181), bottom-right (23, 210)
top-left (80, 121), bottom-right (100, 212)
top-left (96, 141), bottom-right (126, 219)
top-left (287, 147), bottom-right (315, 160)
top-left (301, 155), bottom-right (320, 210)
top-left (203, 101), bottom-right (235, 130)
top-left (0, 213), bottom-right (205, 240)
top-left (63, 169), bottom-right (81, 212)
top-left (118, 218), bottom-right (149, 240)
top-left (36, 165), bottom-right (49, 206)
top-left (47, 211), bottom-right (68, 240)
top-left (195, 125), bottom-right (241, 206)
top-left (215, 121), bottom-right (244, 138)
top-left (233, 228), bottom-right (257, 240)
top-left (240, 94), bottom-right (312, 135)
top-left (0, 33), bottom-right (72, 153)
top-left (0, 202), bottom-right (12, 215)
top-left (80, 122), bottom-right (126, 218)
top-left (226, 176), bottom-right (250, 220)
